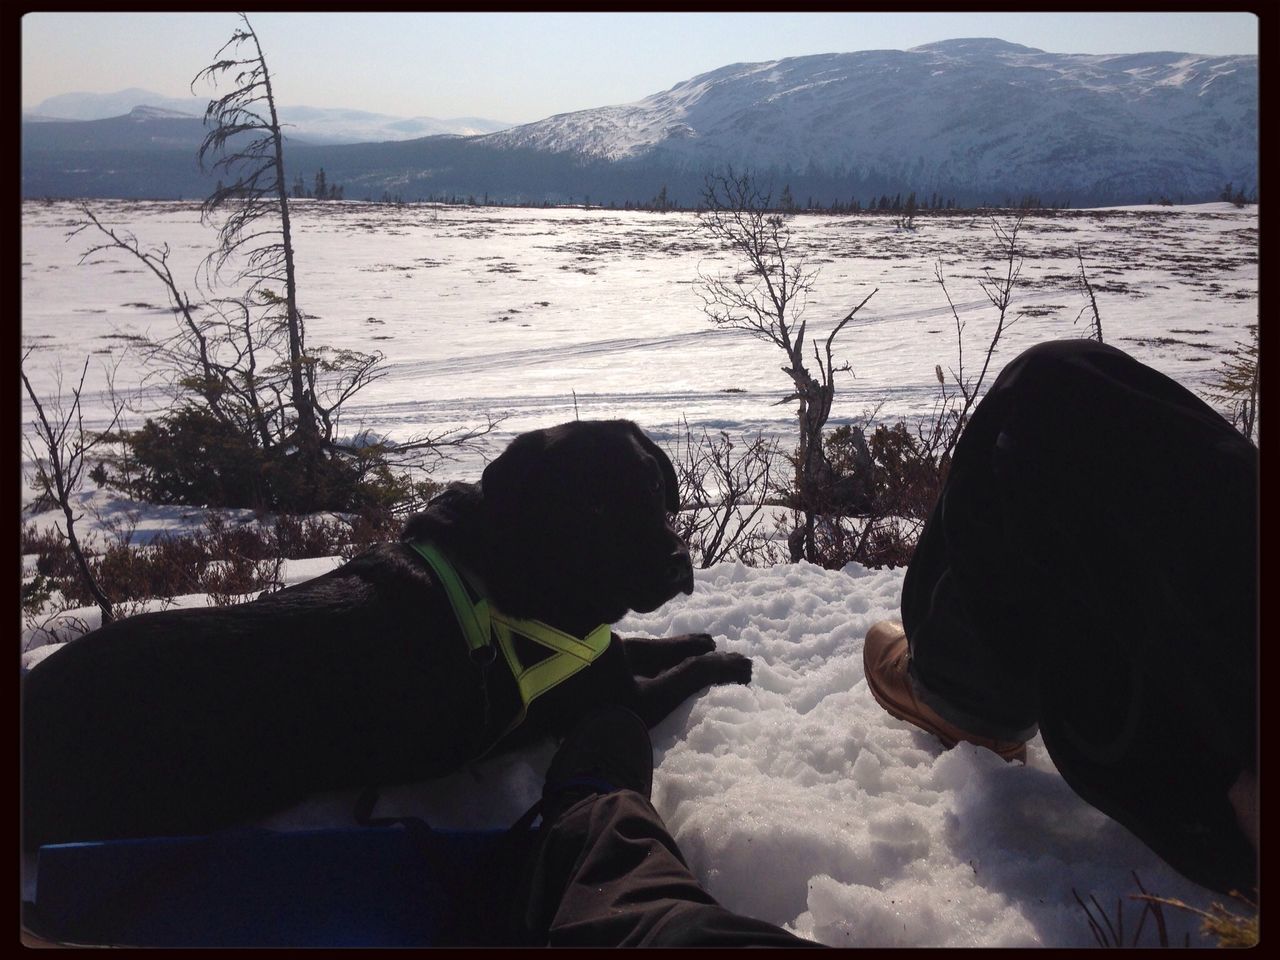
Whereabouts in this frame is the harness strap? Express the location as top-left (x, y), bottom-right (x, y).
top-left (408, 542), bottom-right (612, 732)
top-left (409, 541), bottom-right (495, 665)
top-left (492, 614), bottom-right (612, 716)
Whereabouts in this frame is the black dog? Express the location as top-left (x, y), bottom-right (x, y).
top-left (22, 420), bottom-right (752, 849)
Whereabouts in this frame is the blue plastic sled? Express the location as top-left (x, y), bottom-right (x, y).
top-left (24, 823), bottom-right (536, 947)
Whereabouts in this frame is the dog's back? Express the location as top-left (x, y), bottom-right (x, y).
top-left (22, 544), bottom-right (485, 849)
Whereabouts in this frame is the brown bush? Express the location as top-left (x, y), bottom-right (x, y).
top-left (21, 508), bottom-right (401, 613)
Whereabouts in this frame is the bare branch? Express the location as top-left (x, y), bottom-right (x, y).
top-left (1074, 244), bottom-right (1104, 343)
top-left (21, 354), bottom-right (122, 624)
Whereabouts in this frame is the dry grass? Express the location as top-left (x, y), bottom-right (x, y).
top-left (1074, 872), bottom-right (1258, 948)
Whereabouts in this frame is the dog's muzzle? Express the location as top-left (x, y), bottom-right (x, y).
top-left (667, 549), bottom-right (695, 597)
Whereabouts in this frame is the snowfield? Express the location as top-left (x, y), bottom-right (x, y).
top-left (20, 199), bottom-right (1256, 946)
top-left (21, 199), bottom-right (1257, 485)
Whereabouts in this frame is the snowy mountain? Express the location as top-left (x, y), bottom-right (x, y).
top-left (483, 38), bottom-right (1257, 203)
top-left (24, 90), bottom-right (513, 144)
top-left (22, 40), bottom-right (1256, 205)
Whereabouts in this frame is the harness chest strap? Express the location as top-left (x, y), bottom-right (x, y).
top-left (408, 541), bottom-right (612, 723)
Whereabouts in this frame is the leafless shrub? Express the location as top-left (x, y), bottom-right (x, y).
top-left (20, 352), bottom-right (124, 625)
top-left (195, 513), bottom-right (286, 606)
top-left (670, 420), bottom-right (783, 568)
top-left (926, 214), bottom-right (1026, 468)
top-left (20, 510), bottom-right (398, 624)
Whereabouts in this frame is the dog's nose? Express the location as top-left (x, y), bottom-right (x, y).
top-left (668, 551), bottom-right (694, 596)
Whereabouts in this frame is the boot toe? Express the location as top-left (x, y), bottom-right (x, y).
top-left (863, 621), bottom-right (1027, 763)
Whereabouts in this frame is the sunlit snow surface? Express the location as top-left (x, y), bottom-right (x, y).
top-left (21, 199), bottom-right (1256, 485)
top-left (20, 200), bottom-right (1256, 946)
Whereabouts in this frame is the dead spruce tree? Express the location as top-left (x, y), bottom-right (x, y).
top-left (696, 169), bottom-right (876, 564)
top-left (192, 13), bottom-right (335, 499)
top-left (1074, 245), bottom-right (1104, 343)
top-left (70, 14), bottom-right (495, 513)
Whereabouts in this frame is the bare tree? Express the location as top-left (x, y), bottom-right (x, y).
top-left (696, 169), bottom-right (876, 563)
top-left (20, 353), bottom-right (124, 625)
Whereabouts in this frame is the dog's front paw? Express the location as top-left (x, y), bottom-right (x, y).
top-left (715, 651), bottom-right (753, 685)
top-left (671, 632), bottom-right (716, 655)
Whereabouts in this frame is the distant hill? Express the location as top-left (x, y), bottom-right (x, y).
top-left (24, 89), bottom-right (514, 144)
top-left (22, 40), bottom-right (1257, 206)
top-left (23, 107), bottom-right (215, 153)
top-left (27, 88), bottom-right (205, 121)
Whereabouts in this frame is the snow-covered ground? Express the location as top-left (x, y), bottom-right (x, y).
top-left (21, 199), bottom-right (1256, 487)
top-left (20, 200), bottom-right (1256, 945)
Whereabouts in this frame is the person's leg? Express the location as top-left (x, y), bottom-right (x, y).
top-left (884, 339), bottom-right (1257, 892)
top-left (894, 340), bottom-right (1073, 742)
top-left (516, 706), bottom-right (819, 947)
top-left (534, 790), bottom-right (818, 947)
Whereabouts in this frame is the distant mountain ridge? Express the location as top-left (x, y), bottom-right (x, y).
top-left (27, 88), bottom-right (204, 122)
top-left (24, 89), bottom-right (514, 144)
top-left (22, 39), bottom-right (1257, 206)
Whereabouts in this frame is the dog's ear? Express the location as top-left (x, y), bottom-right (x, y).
top-left (481, 430), bottom-right (547, 518)
top-left (631, 424), bottom-right (680, 514)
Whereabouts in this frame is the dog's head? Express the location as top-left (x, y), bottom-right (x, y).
top-left (478, 419), bottom-right (692, 630)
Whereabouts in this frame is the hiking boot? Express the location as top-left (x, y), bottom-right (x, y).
top-left (540, 705), bottom-right (654, 824)
top-left (864, 621), bottom-right (1027, 763)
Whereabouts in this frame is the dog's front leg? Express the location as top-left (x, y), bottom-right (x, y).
top-left (620, 633), bottom-right (716, 677)
top-left (631, 651), bottom-right (752, 727)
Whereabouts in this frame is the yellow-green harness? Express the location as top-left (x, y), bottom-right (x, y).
top-left (409, 541), bottom-right (612, 736)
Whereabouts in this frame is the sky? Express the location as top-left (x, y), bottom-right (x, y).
top-left (21, 11), bottom-right (1259, 125)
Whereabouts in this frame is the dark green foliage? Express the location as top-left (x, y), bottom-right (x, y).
top-left (21, 574), bottom-right (56, 617)
top-left (113, 408), bottom-right (436, 513)
top-left (1204, 323), bottom-right (1258, 442)
top-left (1219, 182), bottom-right (1249, 207)
top-left (126, 408), bottom-right (265, 507)
top-left (826, 422), bottom-right (946, 521)
top-left (813, 422), bottom-right (947, 569)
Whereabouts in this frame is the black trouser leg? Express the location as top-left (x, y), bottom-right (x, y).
top-left (901, 339), bottom-right (1257, 894)
top-left (527, 790), bottom-right (819, 947)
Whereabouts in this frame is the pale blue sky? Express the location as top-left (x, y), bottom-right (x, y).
top-left (22, 11), bottom-right (1259, 124)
